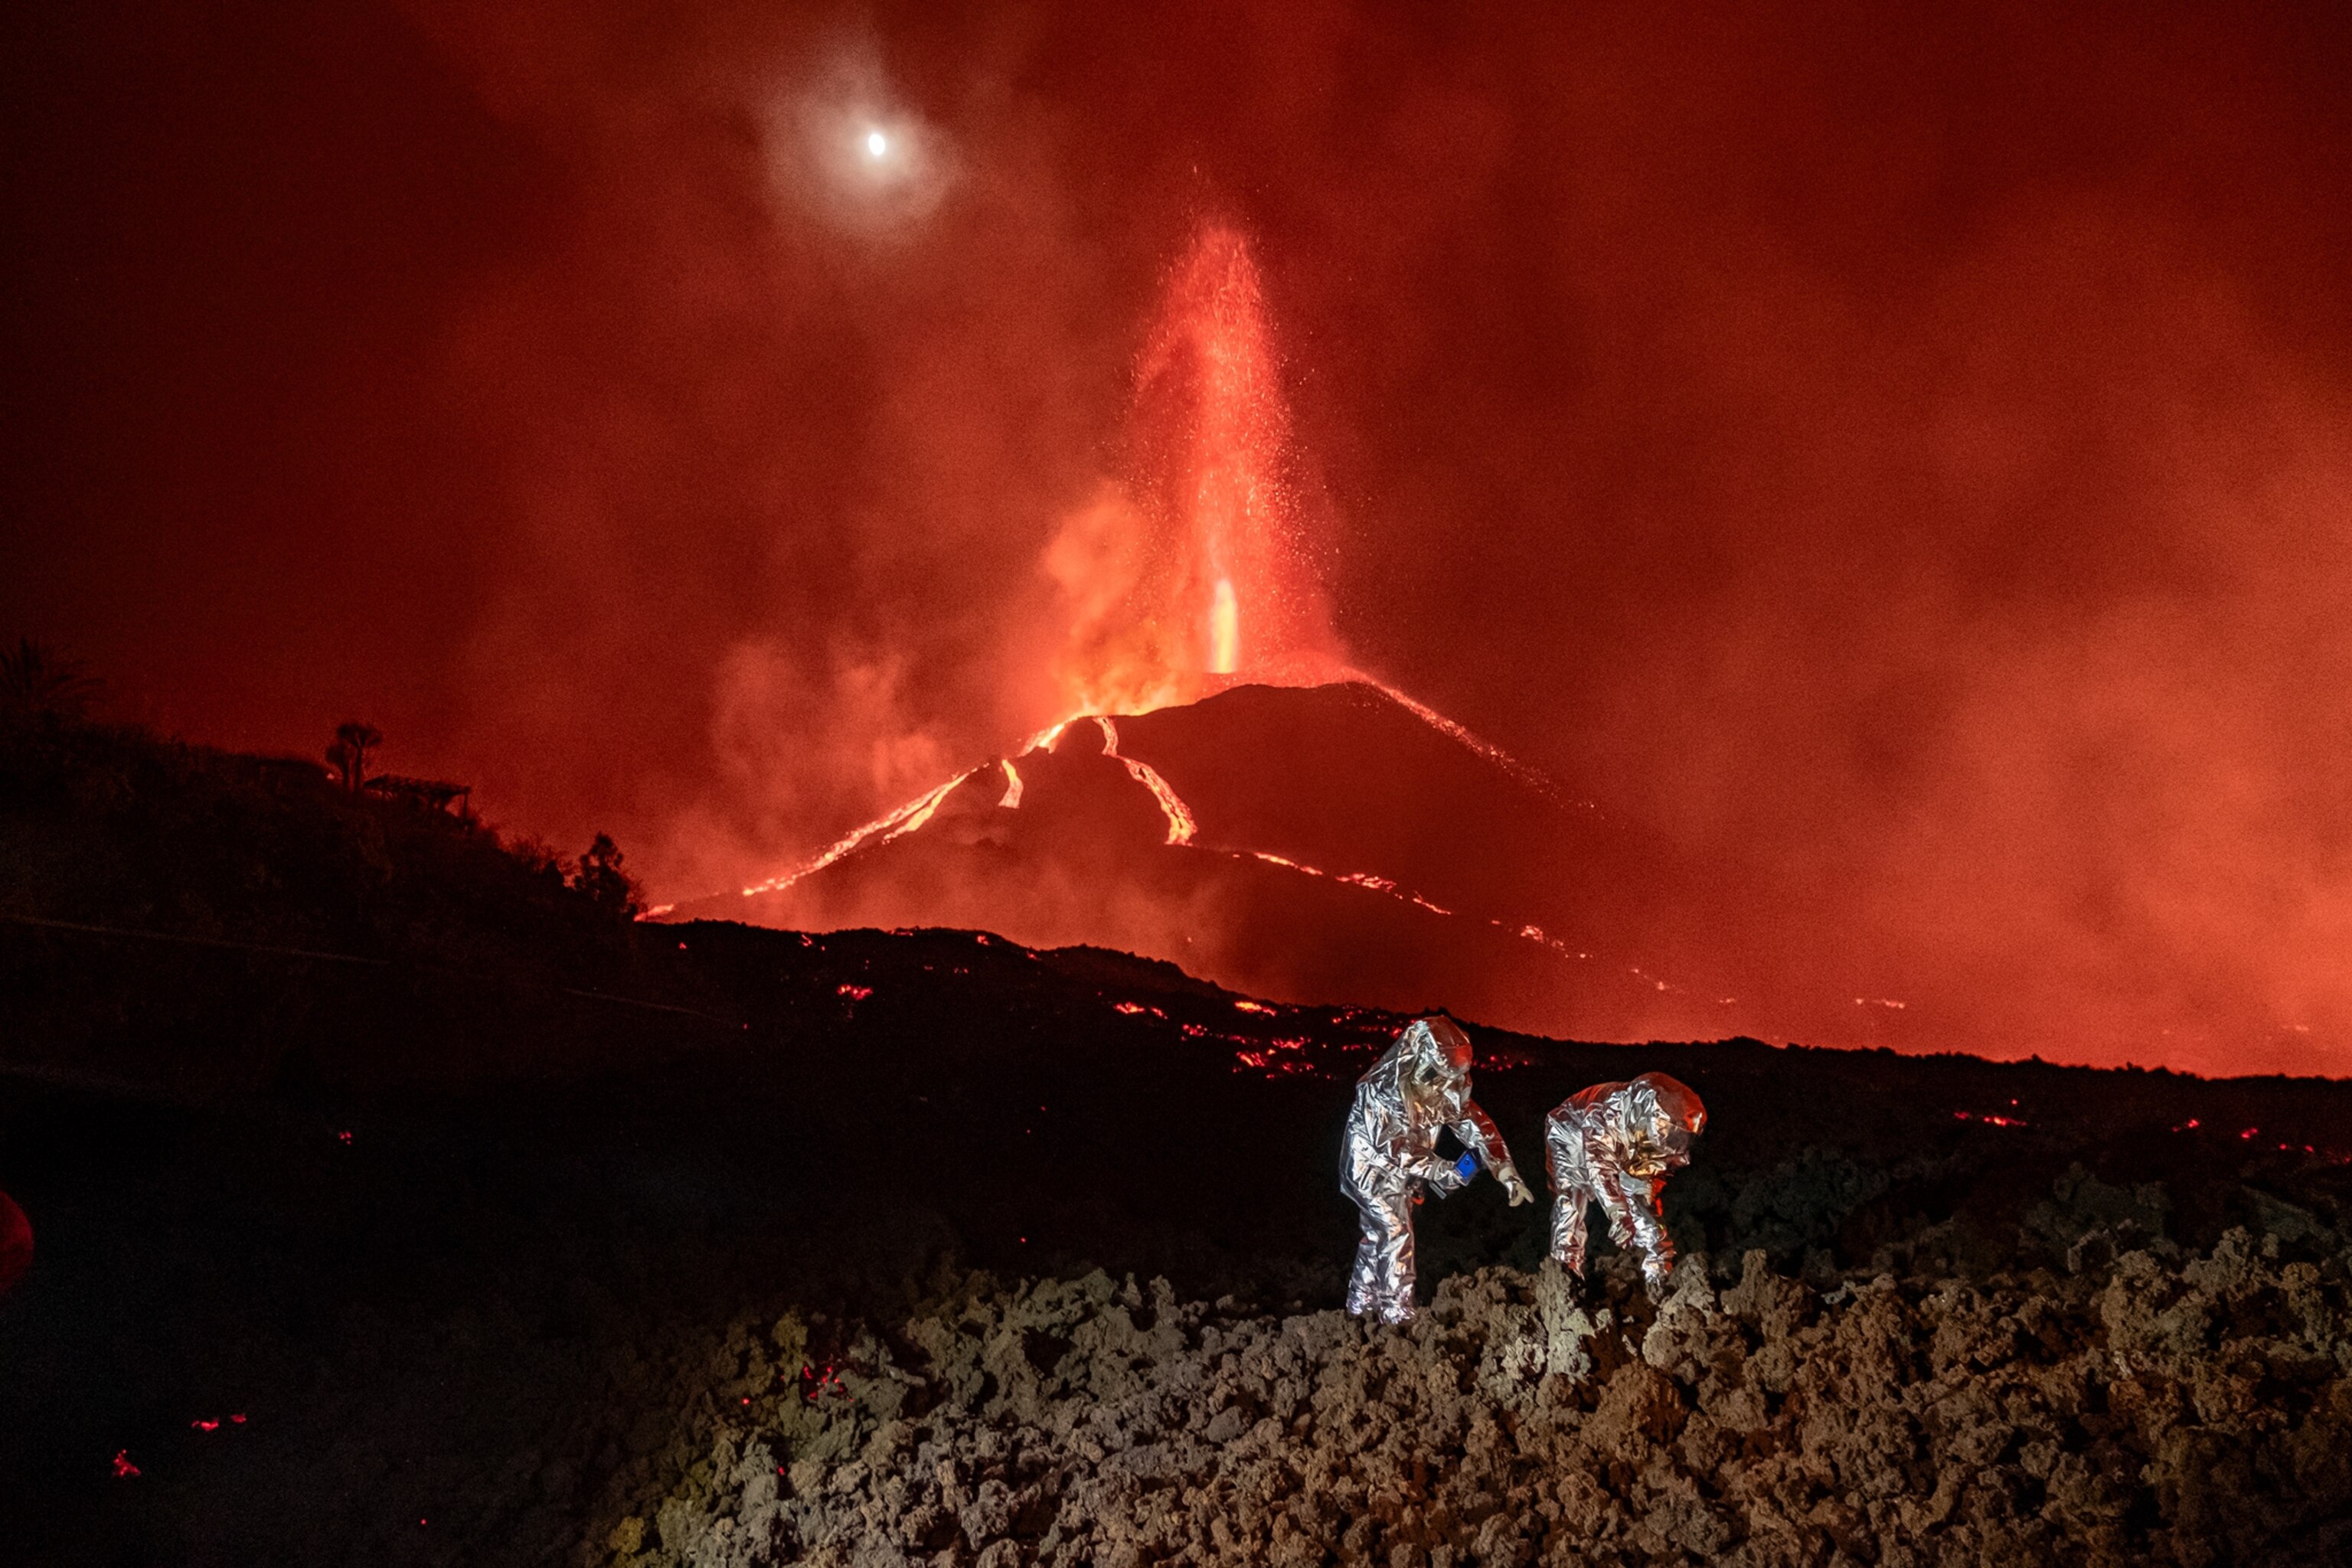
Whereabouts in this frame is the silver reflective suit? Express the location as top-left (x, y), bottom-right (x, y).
top-left (1546, 1072), bottom-right (1707, 1293)
top-left (1341, 1018), bottom-right (1532, 1323)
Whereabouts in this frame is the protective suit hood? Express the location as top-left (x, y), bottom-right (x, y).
top-left (1632, 1072), bottom-right (1706, 1167)
top-left (1402, 1017), bottom-right (1475, 1121)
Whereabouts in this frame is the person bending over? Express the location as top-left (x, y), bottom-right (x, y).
top-left (1546, 1072), bottom-right (1707, 1298)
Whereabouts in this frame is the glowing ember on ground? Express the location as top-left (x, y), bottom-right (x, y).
top-left (112, 1451), bottom-right (139, 1478)
top-left (0, 1188), bottom-right (31, 1295)
top-left (836, 983), bottom-right (873, 1001)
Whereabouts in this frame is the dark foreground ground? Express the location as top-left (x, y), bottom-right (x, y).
top-left (8, 917), bottom-right (2352, 1566)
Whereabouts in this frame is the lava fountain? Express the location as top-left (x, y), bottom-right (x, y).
top-left (1050, 223), bottom-right (1347, 717)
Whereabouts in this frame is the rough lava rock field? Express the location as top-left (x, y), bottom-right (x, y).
top-left (596, 1194), bottom-right (2352, 1568)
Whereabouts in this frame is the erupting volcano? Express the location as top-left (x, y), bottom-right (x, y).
top-left (671, 224), bottom-right (1773, 1041)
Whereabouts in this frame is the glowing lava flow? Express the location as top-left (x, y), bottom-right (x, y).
top-left (731, 707), bottom-right (1207, 903)
top-left (1245, 849), bottom-right (1466, 927)
top-left (740, 770), bottom-right (973, 898)
top-left (1348, 671), bottom-right (1591, 812)
top-left (1095, 716), bottom-right (1197, 845)
top-left (1232, 845), bottom-right (1691, 991)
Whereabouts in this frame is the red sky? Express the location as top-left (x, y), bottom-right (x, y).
top-left (7, 1), bottom-right (2352, 1073)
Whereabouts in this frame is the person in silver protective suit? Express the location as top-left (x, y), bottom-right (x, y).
top-left (1341, 1016), bottom-right (1535, 1324)
top-left (1546, 1072), bottom-right (1707, 1297)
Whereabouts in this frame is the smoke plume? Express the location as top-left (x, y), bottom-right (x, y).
top-left (6, 1), bottom-right (2352, 1072)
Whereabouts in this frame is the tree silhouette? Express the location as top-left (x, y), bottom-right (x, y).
top-left (326, 721), bottom-right (381, 792)
top-left (571, 832), bottom-right (642, 920)
top-left (0, 639), bottom-right (100, 722)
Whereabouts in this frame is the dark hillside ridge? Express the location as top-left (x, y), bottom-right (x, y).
top-left (1, 720), bottom-right (716, 1093)
top-left (0, 720), bottom-right (631, 967)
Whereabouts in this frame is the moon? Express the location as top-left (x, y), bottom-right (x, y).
top-left (865, 129), bottom-right (887, 158)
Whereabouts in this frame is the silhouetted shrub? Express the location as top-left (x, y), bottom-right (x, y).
top-left (572, 831), bottom-right (642, 920)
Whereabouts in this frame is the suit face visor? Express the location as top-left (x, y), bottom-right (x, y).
top-left (1406, 1043), bottom-right (1468, 1113)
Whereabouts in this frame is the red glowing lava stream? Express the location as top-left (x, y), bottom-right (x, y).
top-left (1342, 671), bottom-right (1595, 815)
top-left (1093, 716), bottom-right (1196, 846)
top-left (735, 769), bottom-right (975, 900)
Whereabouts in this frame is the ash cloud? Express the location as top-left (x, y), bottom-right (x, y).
top-left (8, 1), bottom-right (2352, 1073)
